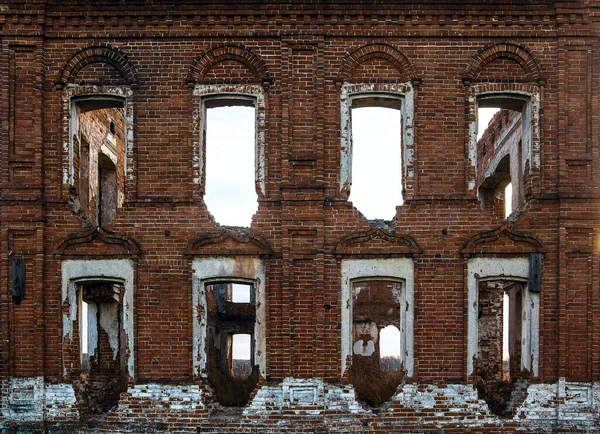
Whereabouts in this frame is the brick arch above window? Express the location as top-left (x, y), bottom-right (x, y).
top-left (56, 44), bottom-right (139, 88)
top-left (461, 225), bottom-right (546, 256)
top-left (336, 43), bottom-right (418, 84)
top-left (54, 227), bottom-right (141, 258)
top-left (187, 45), bottom-right (272, 86)
top-left (185, 228), bottom-right (273, 257)
top-left (334, 228), bottom-right (422, 257)
top-left (462, 42), bottom-right (543, 85)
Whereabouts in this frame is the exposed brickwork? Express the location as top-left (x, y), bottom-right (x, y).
top-left (1, 0), bottom-right (599, 432)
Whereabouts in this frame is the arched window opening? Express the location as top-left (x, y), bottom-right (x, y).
top-left (76, 280), bottom-right (127, 415)
top-left (349, 96), bottom-right (403, 220)
top-left (476, 95), bottom-right (529, 219)
top-left (349, 279), bottom-right (405, 408)
top-left (205, 281), bottom-right (258, 406)
top-left (72, 96), bottom-right (125, 227)
top-left (476, 279), bottom-right (527, 417)
top-left (203, 98), bottom-right (257, 227)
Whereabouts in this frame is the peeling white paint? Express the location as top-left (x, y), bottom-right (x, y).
top-left (192, 257), bottom-right (266, 378)
top-left (341, 259), bottom-right (414, 377)
top-left (99, 301), bottom-right (121, 359)
top-left (245, 378), bottom-right (367, 417)
top-left (1, 378), bottom-right (78, 422)
top-left (339, 82), bottom-right (414, 198)
top-left (192, 84), bottom-right (266, 196)
top-left (466, 257), bottom-right (538, 377)
top-left (117, 383), bottom-right (205, 413)
top-left (467, 86), bottom-right (541, 192)
top-left (87, 301), bottom-right (98, 358)
top-left (63, 85), bottom-right (135, 190)
top-left (61, 259), bottom-right (135, 379)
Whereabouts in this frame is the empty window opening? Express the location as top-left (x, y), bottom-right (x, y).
top-left (205, 281), bottom-right (258, 406)
top-left (349, 280), bottom-right (405, 408)
top-left (203, 99), bottom-right (257, 227)
top-left (231, 333), bottom-right (252, 377)
top-left (476, 96), bottom-right (529, 219)
top-left (477, 107), bottom-right (501, 140)
top-left (72, 97), bottom-right (125, 228)
top-left (477, 279), bottom-right (527, 417)
top-left (98, 153), bottom-right (117, 227)
top-left (379, 325), bottom-right (402, 372)
top-left (231, 282), bottom-right (253, 303)
top-left (349, 98), bottom-right (402, 220)
top-left (504, 182), bottom-right (513, 218)
top-left (81, 300), bottom-right (89, 371)
top-left (76, 281), bottom-right (127, 415)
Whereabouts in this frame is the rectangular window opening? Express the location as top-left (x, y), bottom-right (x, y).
top-left (349, 100), bottom-right (403, 220)
top-left (204, 101), bottom-right (257, 227)
top-left (80, 300), bottom-right (89, 372)
top-left (77, 281), bottom-right (127, 413)
top-left (477, 279), bottom-right (525, 416)
top-left (231, 283), bottom-right (253, 303)
top-left (73, 97), bottom-right (125, 227)
top-left (231, 333), bottom-right (252, 377)
top-left (476, 96), bottom-right (529, 218)
top-left (349, 279), bottom-right (405, 407)
top-left (205, 281), bottom-right (258, 406)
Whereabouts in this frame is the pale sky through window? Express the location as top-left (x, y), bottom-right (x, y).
top-left (205, 105), bottom-right (257, 227)
top-left (232, 333), bottom-right (251, 360)
top-left (379, 325), bottom-right (401, 358)
top-left (206, 106), bottom-right (405, 224)
top-left (231, 283), bottom-right (251, 303)
top-left (503, 292), bottom-right (510, 362)
top-left (477, 107), bottom-right (501, 140)
top-left (81, 300), bottom-right (88, 353)
top-left (350, 106), bottom-right (402, 220)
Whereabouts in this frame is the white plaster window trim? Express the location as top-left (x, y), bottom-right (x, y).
top-left (339, 82), bottom-right (415, 198)
top-left (192, 257), bottom-right (266, 378)
top-left (62, 85), bottom-right (134, 190)
top-left (192, 84), bottom-right (266, 197)
top-left (61, 259), bottom-right (135, 380)
top-left (467, 86), bottom-right (541, 192)
top-left (466, 256), bottom-right (539, 378)
top-left (340, 258), bottom-right (414, 377)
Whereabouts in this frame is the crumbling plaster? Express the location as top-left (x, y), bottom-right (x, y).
top-left (467, 86), bottom-right (540, 192)
top-left (63, 85), bottom-right (135, 188)
top-left (466, 257), bottom-right (539, 378)
top-left (339, 82), bottom-right (414, 197)
top-left (192, 257), bottom-right (266, 378)
top-left (340, 258), bottom-right (414, 378)
top-left (61, 259), bottom-right (135, 379)
top-left (192, 84), bottom-right (266, 197)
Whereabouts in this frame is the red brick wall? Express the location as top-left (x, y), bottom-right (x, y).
top-left (1, 0), bottom-right (599, 431)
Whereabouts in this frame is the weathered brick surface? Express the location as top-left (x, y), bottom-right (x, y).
top-left (0, 0), bottom-right (599, 432)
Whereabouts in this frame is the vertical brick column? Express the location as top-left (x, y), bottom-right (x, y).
top-left (279, 37), bottom-right (327, 378)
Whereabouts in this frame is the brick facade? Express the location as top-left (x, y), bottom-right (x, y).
top-left (1, 0), bottom-right (599, 432)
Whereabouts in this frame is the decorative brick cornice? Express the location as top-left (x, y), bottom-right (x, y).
top-left (334, 228), bottom-right (422, 256)
top-left (461, 224), bottom-right (546, 256)
top-left (185, 228), bottom-right (272, 257)
top-left (187, 44), bottom-right (271, 86)
top-left (54, 227), bottom-right (141, 257)
top-left (35, 10), bottom-right (593, 37)
top-left (56, 43), bottom-right (139, 88)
